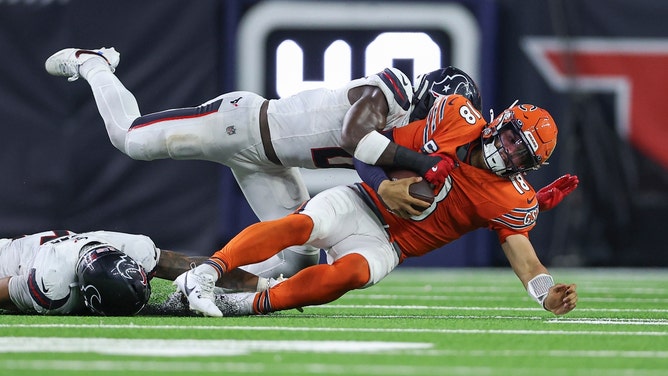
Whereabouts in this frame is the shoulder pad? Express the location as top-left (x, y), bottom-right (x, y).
top-left (375, 67), bottom-right (413, 111)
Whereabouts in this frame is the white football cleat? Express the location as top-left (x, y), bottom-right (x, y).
top-left (45, 47), bottom-right (120, 82)
top-left (173, 270), bottom-right (223, 317)
top-left (214, 292), bottom-right (255, 316)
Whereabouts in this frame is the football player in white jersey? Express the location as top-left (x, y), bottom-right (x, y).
top-left (0, 230), bottom-right (278, 315)
top-left (44, 47), bottom-right (479, 279)
top-left (0, 230), bottom-right (156, 315)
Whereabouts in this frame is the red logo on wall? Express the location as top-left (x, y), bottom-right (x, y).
top-left (523, 38), bottom-right (668, 169)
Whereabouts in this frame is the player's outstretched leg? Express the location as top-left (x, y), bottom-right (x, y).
top-left (214, 292), bottom-right (256, 316)
top-left (173, 269), bottom-right (223, 317)
top-left (45, 47), bottom-right (120, 82)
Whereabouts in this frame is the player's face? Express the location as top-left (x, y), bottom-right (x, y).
top-left (496, 127), bottom-right (532, 170)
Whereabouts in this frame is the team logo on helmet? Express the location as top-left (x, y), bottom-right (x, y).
top-left (76, 244), bottom-right (151, 316)
top-left (410, 66), bottom-right (481, 122)
top-left (80, 283), bottom-right (103, 310)
top-left (429, 72), bottom-right (477, 103)
top-left (114, 254), bottom-right (148, 282)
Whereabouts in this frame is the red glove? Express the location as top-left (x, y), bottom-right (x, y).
top-left (423, 153), bottom-right (456, 187)
top-left (536, 174), bottom-right (579, 211)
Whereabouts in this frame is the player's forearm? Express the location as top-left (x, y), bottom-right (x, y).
top-left (501, 235), bottom-right (549, 287)
top-left (153, 250), bottom-right (207, 281)
top-left (513, 260), bottom-right (550, 289)
top-left (155, 250), bottom-right (260, 292)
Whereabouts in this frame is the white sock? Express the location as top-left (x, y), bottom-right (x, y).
top-left (79, 58), bottom-right (110, 80)
top-left (256, 275), bottom-right (287, 291)
top-left (195, 263), bottom-right (219, 279)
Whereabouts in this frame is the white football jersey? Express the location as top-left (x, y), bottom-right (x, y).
top-left (0, 230), bottom-right (159, 315)
top-left (268, 67), bottom-right (414, 169)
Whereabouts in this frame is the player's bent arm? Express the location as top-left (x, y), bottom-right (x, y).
top-left (341, 86), bottom-right (394, 164)
top-left (353, 158), bottom-right (427, 218)
top-left (501, 234), bottom-right (577, 315)
top-left (154, 250), bottom-right (261, 292)
top-left (0, 277), bottom-right (18, 311)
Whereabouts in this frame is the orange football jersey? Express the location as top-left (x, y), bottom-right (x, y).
top-left (361, 95), bottom-right (539, 261)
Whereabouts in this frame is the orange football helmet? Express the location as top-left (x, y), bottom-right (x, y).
top-left (481, 103), bottom-right (557, 177)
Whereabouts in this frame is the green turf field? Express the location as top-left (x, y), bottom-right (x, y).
top-left (1, 268), bottom-right (666, 376)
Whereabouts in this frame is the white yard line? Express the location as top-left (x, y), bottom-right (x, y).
top-left (0, 337), bottom-right (431, 357)
top-left (0, 357), bottom-right (665, 376)
top-left (0, 359), bottom-right (656, 376)
top-left (2, 323), bottom-right (666, 336)
top-left (321, 304), bottom-right (668, 313)
top-left (345, 294), bottom-right (668, 303)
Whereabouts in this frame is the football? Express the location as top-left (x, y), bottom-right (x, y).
top-left (386, 169), bottom-right (435, 207)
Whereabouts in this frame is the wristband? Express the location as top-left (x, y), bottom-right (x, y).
top-left (527, 273), bottom-right (554, 307)
top-left (354, 131), bottom-right (391, 164)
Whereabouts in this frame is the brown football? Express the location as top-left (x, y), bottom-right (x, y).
top-left (387, 169), bottom-right (435, 207)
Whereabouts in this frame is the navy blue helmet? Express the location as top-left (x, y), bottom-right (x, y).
top-left (76, 243), bottom-right (151, 316)
top-left (410, 66), bottom-right (482, 122)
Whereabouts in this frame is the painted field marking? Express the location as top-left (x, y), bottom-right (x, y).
top-left (412, 349), bottom-right (668, 359)
top-left (0, 359), bottom-right (498, 376)
top-left (345, 294), bottom-right (668, 303)
top-left (547, 318), bottom-right (668, 325)
top-left (6, 359), bottom-right (663, 376)
top-left (321, 304), bottom-right (668, 313)
top-left (2, 324), bottom-right (666, 336)
top-left (368, 286), bottom-right (668, 295)
top-left (0, 337), bottom-right (431, 357)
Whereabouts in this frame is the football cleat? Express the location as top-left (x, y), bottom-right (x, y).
top-left (214, 292), bottom-right (255, 316)
top-left (45, 47), bottom-right (120, 82)
top-left (173, 270), bottom-right (223, 317)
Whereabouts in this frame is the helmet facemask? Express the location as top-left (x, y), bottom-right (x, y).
top-left (481, 108), bottom-right (544, 177)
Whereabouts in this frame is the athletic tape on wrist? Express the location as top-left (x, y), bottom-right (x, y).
top-left (354, 131), bottom-right (391, 164)
top-left (527, 273), bottom-right (554, 307)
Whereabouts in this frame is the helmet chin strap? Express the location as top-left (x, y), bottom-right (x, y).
top-left (482, 141), bottom-right (507, 175)
top-left (481, 99), bottom-right (521, 176)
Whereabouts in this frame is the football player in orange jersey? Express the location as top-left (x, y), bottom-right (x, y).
top-left (44, 47), bottom-right (575, 296)
top-left (173, 96), bottom-right (578, 317)
top-left (45, 47), bottom-right (472, 280)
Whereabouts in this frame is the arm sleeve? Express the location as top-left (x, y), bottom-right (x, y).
top-left (353, 158), bottom-right (389, 192)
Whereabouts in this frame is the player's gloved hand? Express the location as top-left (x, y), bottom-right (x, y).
top-left (422, 153), bottom-right (456, 187)
top-left (536, 174), bottom-right (579, 211)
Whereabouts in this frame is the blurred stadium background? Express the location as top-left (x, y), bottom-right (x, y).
top-left (1, 0), bottom-right (666, 268)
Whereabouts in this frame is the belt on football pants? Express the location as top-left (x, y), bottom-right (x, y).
top-left (350, 184), bottom-right (403, 260)
top-left (259, 100), bottom-right (282, 165)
